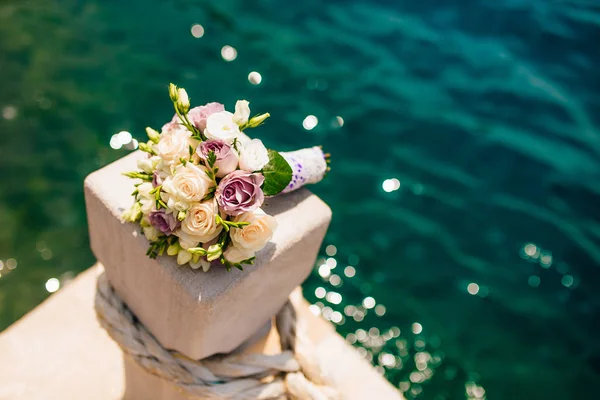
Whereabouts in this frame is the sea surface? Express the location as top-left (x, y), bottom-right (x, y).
top-left (1, 0), bottom-right (599, 398)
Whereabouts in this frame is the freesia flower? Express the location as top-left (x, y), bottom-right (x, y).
top-left (137, 156), bottom-right (160, 174)
top-left (197, 139), bottom-right (239, 178)
top-left (143, 226), bottom-right (160, 242)
top-left (152, 171), bottom-right (163, 188)
top-left (204, 111), bottom-right (241, 143)
top-left (238, 138), bottom-right (269, 172)
top-left (177, 250), bottom-right (193, 265)
top-left (137, 182), bottom-right (156, 214)
top-left (177, 88), bottom-right (190, 112)
top-left (190, 257), bottom-right (211, 272)
top-left (232, 100), bottom-right (250, 126)
top-left (216, 170), bottom-right (264, 215)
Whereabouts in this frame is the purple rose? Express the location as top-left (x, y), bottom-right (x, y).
top-left (216, 170), bottom-right (265, 216)
top-left (148, 210), bottom-right (180, 235)
top-left (162, 102), bottom-right (225, 132)
top-left (197, 139), bottom-right (239, 178)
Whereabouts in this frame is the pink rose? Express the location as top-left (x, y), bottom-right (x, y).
top-left (197, 139), bottom-right (239, 178)
top-left (162, 102), bottom-right (225, 132)
top-left (216, 170), bottom-right (264, 216)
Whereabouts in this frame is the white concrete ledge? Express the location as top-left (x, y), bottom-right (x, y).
top-left (0, 265), bottom-right (403, 400)
top-left (84, 151), bottom-right (332, 359)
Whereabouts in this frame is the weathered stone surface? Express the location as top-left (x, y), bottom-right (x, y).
top-left (84, 151), bottom-right (332, 359)
top-left (0, 266), bottom-right (404, 400)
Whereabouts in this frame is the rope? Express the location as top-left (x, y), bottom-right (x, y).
top-left (94, 273), bottom-right (338, 400)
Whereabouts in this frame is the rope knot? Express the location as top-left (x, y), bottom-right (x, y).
top-left (94, 273), bottom-right (338, 399)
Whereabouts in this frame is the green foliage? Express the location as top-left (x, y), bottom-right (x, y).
top-left (220, 256), bottom-right (256, 271)
top-left (206, 150), bottom-right (217, 168)
top-left (138, 142), bottom-right (156, 155)
top-left (261, 149), bottom-right (292, 196)
top-left (215, 214), bottom-right (250, 232)
top-left (146, 236), bottom-right (171, 259)
top-left (123, 171), bottom-right (153, 181)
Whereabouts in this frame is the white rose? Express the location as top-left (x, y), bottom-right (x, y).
top-left (230, 209), bottom-right (278, 252)
top-left (223, 245), bottom-right (255, 263)
top-left (232, 100), bottom-right (250, 126)
top-left (178, 199), bottom-right (222, 243)
top-left (204, 111), bottom-right (241, 143)
top-left (156, 128), bottom-right (190, 164)
top-left (238, 139), bottom-right (269, 172)
top-left (162, 163), bottom-right (214, 203)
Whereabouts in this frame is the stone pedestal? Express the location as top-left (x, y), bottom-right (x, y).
top-left (84, 150), bottom-right (332, 359)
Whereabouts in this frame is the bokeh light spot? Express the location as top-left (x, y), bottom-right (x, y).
top-left (363, 296), bottom-right (376, 309)
top-left (382, 178), bottom-right (401, 192)
top-left (2, 106), bottom-right (17, 120)
top-left (221, 45), bottom-right (237, 61)
top-left (248, 71), bottom-right (262, 85)
top-left (412, 322), bottom-right (423, 334)
top-left (45, 278), bottom-right (60, 293)
top-left (344, 266), bottom-right (356, 278)
top-left (561, 275), bottom-right (574, 288)
top-left (302, 115), bottom-right (318, 130)
top-left (325, 245), bottom-right (337, 256)
top-left (191, 24), bottom-right (204, 38)
top-left (314, 287), bottom-right (326, 298)
top-left (467, 282), bottom-right (480, 295)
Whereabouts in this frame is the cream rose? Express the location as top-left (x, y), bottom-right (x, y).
top-left (204, 111), bottom-right (241, 143)
top-left (156, 128), bottom-right (190, 164)
top-left (230, 209), bottom-right (278, 252)
top-left (223, 245), bottom-right (255, 263)
top-left (178, 199), bottom-right (222, 244)
top-left (162, 163), bottom-right (214, 203)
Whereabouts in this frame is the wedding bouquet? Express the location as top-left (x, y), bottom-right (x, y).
top-left (122, 84), bottom-right (329, 271)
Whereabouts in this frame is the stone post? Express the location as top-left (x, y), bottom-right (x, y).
top-left (84, 151), bottom-right (332, 394)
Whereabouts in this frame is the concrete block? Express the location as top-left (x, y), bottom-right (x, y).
top-left (84, 151), bottom-right (331, 359)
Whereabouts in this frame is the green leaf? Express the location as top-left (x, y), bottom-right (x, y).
top-left (261, 150), bottom-right (292, 196)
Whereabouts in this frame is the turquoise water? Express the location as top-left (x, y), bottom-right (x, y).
top-left (1, 0), bottom-right (599, 398)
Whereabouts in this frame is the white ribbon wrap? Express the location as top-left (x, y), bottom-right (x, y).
top-left (280, 146), bottom-right (327, 194)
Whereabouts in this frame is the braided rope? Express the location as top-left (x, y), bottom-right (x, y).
top-left (94, 273), bottom-right (338, 400)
